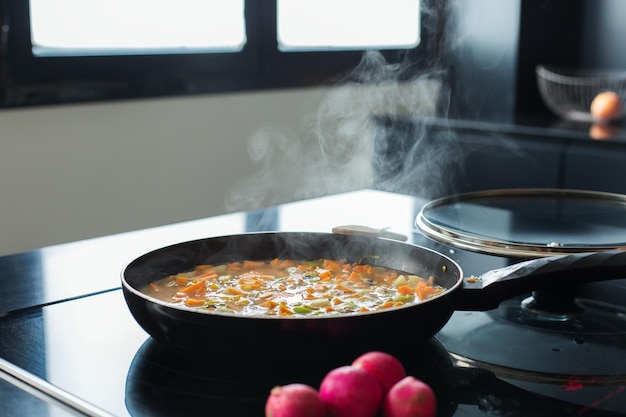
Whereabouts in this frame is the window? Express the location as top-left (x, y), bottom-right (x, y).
top-left (1, 0), bottom-right (443, 108)
top-left (30, 0), bottom-right (247, 55)
top-left (277, 0), bottom-right (420, 51)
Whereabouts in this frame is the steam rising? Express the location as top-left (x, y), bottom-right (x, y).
top-left (225, 50), bottom-right (459, 212)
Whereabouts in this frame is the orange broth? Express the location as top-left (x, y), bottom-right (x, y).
top-left (142, 258), bottom-right (445, 316)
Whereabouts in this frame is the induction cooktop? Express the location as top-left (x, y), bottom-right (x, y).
top-left (0, 285), bottom-right (624, 417)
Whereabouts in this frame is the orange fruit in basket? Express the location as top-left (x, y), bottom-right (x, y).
top-left (590, 91), bottom-right (622, 120)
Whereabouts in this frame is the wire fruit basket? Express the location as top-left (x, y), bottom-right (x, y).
top-left (536, 64), bottom-right (626, 123)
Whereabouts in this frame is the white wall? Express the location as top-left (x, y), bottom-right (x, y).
top-left (0, 75), bottom-right (441, 256)
top-left (0, 87), bottom-right (334, 255)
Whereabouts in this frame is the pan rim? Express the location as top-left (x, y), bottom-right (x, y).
top-left (120, 231), bottom-right (464, 321)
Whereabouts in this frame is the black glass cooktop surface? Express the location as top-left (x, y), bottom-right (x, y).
top-left (0, 189), bottom-right (625, 416)
top-left (0, 287), bottom-right (623, 417)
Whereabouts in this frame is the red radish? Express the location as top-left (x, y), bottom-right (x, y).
top-left (383, 376), bottom-right (436, 417)
top-left (264, 383), bottom-right (326, 417)
top-left (319, 365), bottom-right (383, 417)
top-left (352, 351), bottom-right (406, 395)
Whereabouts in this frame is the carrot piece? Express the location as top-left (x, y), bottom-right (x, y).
top-left (379, 300), bottom-right (396, 309)
top-left (397, 285), bottom-right (413, 295)
top-left (254, 275), bottom-right (272, 281)
top-left (196, 270), bottom-right (218, 280)
top-left (352, 264), bottom-right (373, 275)
top-left (243, 260), bottom-right (265, 269)
top-left (226, 262), bottom-right (242, 270)
top-left (335, 273), bottom-right (349, 282)
top-left (335, 283), bottom-right (355, 293)
top-left (238, 277), bottom-right (263, 286)
top-left (179, 280), bottom-right (206, 294)
top-left (415, 286), bottom-right (426, 300)
top-left (184, 298), bottom-right (206, 307)
top-left (345, 293), bottom-right (362, 299)
top-left (278, 259), bottom-right (296, 268)
top-left (225, 286), bottom-right (247, 295)
top-left (279, 305), bottom-right (293, 315)
top-left (194, 264), bottom-right (214, 273)
top-left (318, 270), bottom-right (332, 280)
top-left (241, 284), bottom-right (262, 291)
top-left (260, 300), bottom-right (279, 309)
top-left (270, 258), bottom-right (280, 266)
top-left (323, 260), bottom-right (342, 272)
top-left (416, 285), bottom-right (437, 300)
top-left (176, 276), bottom-right (189, 286)
top-left (148, 283), bottom-right (161, 292)
top-left (348, 271), bottom-right (362, 281)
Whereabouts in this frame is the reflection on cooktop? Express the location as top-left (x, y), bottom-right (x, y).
top-left (438, 287), bottom-right (626, 414)
top-left (0, 290), bottom-right (624, 416)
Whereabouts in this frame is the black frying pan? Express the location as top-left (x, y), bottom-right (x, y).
top-left (121, 232), bottom-right (626, 354)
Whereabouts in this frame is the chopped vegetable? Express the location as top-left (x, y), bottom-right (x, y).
top-left (142, 258), bottom-right (445, 317)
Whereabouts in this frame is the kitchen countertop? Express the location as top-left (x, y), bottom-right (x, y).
top-left (0, 188), bottom-right (624, 417)
top-left (0, 189), bottom-right (430, 316)
top-left (377, 114), bottom-right (626, 145)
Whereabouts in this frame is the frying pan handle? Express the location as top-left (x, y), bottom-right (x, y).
top-left (453, 250), bottom-right (626, 311)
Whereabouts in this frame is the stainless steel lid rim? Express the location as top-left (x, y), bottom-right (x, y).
top-left (416, 188), bottom-right (626, 258)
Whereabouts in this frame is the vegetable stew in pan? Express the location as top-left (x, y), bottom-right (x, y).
top-left (142, 258), bottom-right (445, 317)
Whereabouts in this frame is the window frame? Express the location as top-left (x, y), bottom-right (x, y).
top-left (1, 0), bottom-right (446, 107)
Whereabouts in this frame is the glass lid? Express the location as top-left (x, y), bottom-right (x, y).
top-left (416, 188), bottom-right (626, 258)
